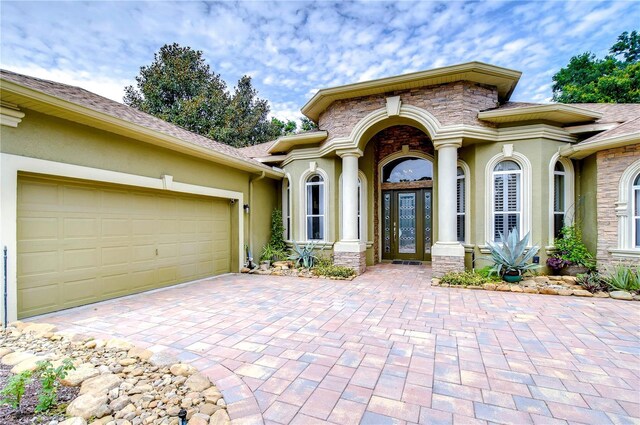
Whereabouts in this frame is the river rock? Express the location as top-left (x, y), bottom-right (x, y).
top-left (128, 346), bottom-right (153, 361)
top-left (59, 417), bottom-right (87, 425)
top-left (22, 322), bottom-right (57, 336)
top-left (149, 351), bottom-right (178, 367)
top-left (0, 347), bottom-right (12, 358)
top-left (510, 285), bottom-right (523, 292)
top-left (496, 284), bottom-right (511, 292)
top-left (572, 289), bottom-right (593, 297)
top-left (209, 409), bottom-right (231, 425)
top-left (170, 363), bottom-right (197, 377)
top-left (11, 355), bottom-right (49, 374)
top-left (2, 351), bottom-right (35, 366)
top-left (106, 338), bottom-right (133, 351)
top-left (61, 363), bottom-right (99, 386)
top-left (109, 395), bottom-right (130, 411)
top-left (610, 291), bottom-right (633, 300)
top-left (80, 373), bottom-right (122, 395)
top-left (188, 413), bottom-right (210, 425)
top-left (185, 373), bottom-right (211, 392)
top-left (557, 288), bottom-right (573, 296)
top-left (203, 387), bottom-right (223, 404)
top-left (541, 287), bottom-right (559, 295)
top-left (67, 392), bottom-right (110, 419)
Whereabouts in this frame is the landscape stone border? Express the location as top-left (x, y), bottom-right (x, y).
top-left (0, 321), bottom-right (233, 425)
top-left (242, 260), bottom-right (356, 281)
top-left (431, 275), bottom-right (640, 301)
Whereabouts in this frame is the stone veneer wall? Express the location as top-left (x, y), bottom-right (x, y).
top-left (334, 251), bottom-right (367, 275)
top-left (318, 82), bottom-right (499, 143)
top-left (432, 255), bottom-right (465, 278)
top-left (596, 144), bottom-right (640, 269)
top-left (371, 125), bottom-right (434, 263)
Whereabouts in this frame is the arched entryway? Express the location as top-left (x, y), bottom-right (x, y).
top-left (380, 155), bottom-right (434, 261)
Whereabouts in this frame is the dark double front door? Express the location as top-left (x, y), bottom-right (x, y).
top-left (382, 189), bottom-right (433, 261)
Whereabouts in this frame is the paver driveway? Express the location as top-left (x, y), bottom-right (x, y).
top-left (32, 265), bottom-right (640, 425)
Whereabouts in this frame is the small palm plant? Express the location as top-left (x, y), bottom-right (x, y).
top-left (487, 229), bottom-right (541, 281)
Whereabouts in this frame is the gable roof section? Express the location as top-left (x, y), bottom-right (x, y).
top-left (302, 61), bottom-right (521, 121)
top-left (0, 69), bottom-right (283, 178)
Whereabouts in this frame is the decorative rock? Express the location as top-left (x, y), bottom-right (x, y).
top-left (119, 358), bottom-right (137, 366)
top-left (170, 363), bottom-right (197, 377)
top-left (84, 340), bottom-right (97, 349)
top-left (23, 322), bottom-right (57, 336)
top-left (203, 387), bottom-right (223, 404)
top-left (510, 285), bottom-right (523, 293)
top-left (149, 351), bottom-right (178, 367)
top-left (110, 395), bottom-right (131, 411)
top-left (572, 289), bottom-right (593, 297)
top-left (185, 373), bottom-right (211, 392)
top-left (523, 287), bottom-right (539, 294)
top-left (11, 354), bottom-right (49, 374)
top-left (521, 279), bottom-right (536, 287)
top-left (467, 285), bottom-right (483, 290)
top-left (548, 276), bottom-right (563, 281)
top-left (61, 363), bottom-right (99, 386)
top-left (594, 291), bottom-right (610, 298)
top-left (89, 416), bottom-right (114, 425)
top-left (106, 338), bottom-right (133, 351)
top-left (482, 283), bottom-right (497, 291)
top-left (534, 276), bottom-right (550, 284)
top-left (633, 294), bottom-right (640, 301)
top-left (2, 351), bottom-right (36, 366)
top-left (557, 289), bottom-right (573, 296)
top-left (128, 347), bottom-right (153, 361)
top-left (0, 347), bottom-right (13, 358)
top-left (199, 403), bottom-right (221, 416)
top-left (216, 398), bottom-right (226, 407)
top-left (496, 284), bottom-right (511, 292)
top-left (610, 291), bottom-right (633, 300)
top-left (67, 392), bottom-right (110, 419)
top-left (59, 417), bottom-right (87, 425)
top-left (209, 409), bottom-right (230, 425)
top-left (188, 413), bottom-right (210, 425)
top-left (540, 287), bottom-right (559, 295)
top-left (80, 373), bottom-right (122, 395)
top-left (562, 276), bottom-right (578, 284)
top-left (240, 267), bottom-right (250, 273)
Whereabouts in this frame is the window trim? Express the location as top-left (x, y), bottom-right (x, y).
top-left (484, 148), bottom-right (532, 244)
top-left (614, 158), bottom-right (640, 254)
top-left (282, 174), bottom-right (292, 241)
top-left (457, 160), bottom-right (471, 245)
top-left (299, 163), bottom-right (329, 242)
top-left (548, 154), bottom-right (575, 247)
top-left (634, 174), bottom-right (640, 248)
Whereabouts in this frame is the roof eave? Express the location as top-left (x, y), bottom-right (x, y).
top-left (302, 61), bottom-right (522, 121)
top-left (1, 79), bottom-right (283, 179)
top-left (561, 132), bottom-right (640, 159)
top-left (268, 131), bottom-right (328, 154)
top-left (478, 104), bottom-right (603, 125)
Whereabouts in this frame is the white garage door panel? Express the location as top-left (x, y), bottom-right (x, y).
top-left (17, 175), bottom-right (232, 318)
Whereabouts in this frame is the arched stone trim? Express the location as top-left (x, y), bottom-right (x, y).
top-left (548, 153), bottom-right (575, 247)
top-left (377, 151), bottom-right (435, 262)
top-left (299, 163), bottom-right (330, 242)
top-left (324, 104), bottom-right (443, 154)
top-left (615, 158), bottom-right (640, 252)
top-left (457, 159), bottom-right (471, 245)
top-left (339, 170), bottom-right (368, 242)
top-left (484, 147), bottom-right (532, 244)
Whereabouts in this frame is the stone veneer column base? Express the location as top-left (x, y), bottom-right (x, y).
top-left (431, 242), bottom-right (465, 278)
top-left (333, 241), bottom-right (367, 275)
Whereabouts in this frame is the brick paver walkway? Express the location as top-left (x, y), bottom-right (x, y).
top-left (32, 265), bottom-right (640, 425)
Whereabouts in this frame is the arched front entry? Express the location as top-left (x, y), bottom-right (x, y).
top-left (380, 155), bottom-right (434, 261)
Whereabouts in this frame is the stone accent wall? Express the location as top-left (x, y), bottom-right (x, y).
top-left (432, 255), bottom-right (465, 277)
top-left (318, 82), bottom-right (498, 142)
top-left (334, 251), bottom-right (366, 275)
top-left (371, 126), bottom-right (434, 263)
top-left (596, 144), bottom-right (640, 269)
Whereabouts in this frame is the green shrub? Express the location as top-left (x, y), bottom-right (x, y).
top-left (0, 370), bottom-right (32, 410)
top-left (486, 229), bottom-right (541, 277)
top-left (34, 359), bottom-right (75, 413)
top-left (260, 244), bottom-right (288, 262)
top-left (576, 273), bottom-right (608, 293)
top-left (289, 241), bottom-right (320, 268)
top-left (603, 264), bottom-right (640, 293)
top-left (268, 209), bottom-right (287, 252)
top-left (313, 264), bottom-right (355, 279)
top-left (440, 271), bottom-right (491, 286)
top-left (475, 266), bottom-right (501, 281)
top-left (551, 225), bottom-right (595, 269)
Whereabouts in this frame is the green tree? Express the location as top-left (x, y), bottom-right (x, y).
top-left (552, 30), bottom-right (640, 103)
top-left (270, 118), bottom-right (298, 137)
top-left (300, 117), bottom-right (318, 132)
top-left (125, 43), bottom-right (279, 147)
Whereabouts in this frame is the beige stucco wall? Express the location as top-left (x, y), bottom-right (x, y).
top-left (1, 109), bottom-right (279, 269)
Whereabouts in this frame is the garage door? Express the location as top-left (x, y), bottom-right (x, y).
top-left (17, 174), bottom-right (231, 318)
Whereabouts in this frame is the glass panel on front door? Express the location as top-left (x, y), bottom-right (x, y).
top-left (398, 193), bottom-right (416, 253)
top-left (382, 189), bottom-right (432, 261)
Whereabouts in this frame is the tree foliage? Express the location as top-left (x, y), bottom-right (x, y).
top-left (552, 30), bottom-right (640, 103)
top-left (124, 43), bottom-right (293, 147)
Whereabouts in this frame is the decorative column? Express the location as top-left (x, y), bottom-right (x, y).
top-left (334, 149), bottom-right (367, 274)
top-left (432, 139), bottom-right (465, 277)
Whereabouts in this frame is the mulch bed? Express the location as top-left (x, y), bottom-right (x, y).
top-left (0, 364), bottom-right (79, 424)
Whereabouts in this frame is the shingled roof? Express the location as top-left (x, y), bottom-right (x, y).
top-left (0, 69), bottom-right (278, 173)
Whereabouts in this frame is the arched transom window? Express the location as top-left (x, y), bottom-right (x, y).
top-left (383, 158), bottom-right (433, 183)
top-left (306, 175), bottom-right (324, 240)
top-left (493, 160), bottom-right (521, 241)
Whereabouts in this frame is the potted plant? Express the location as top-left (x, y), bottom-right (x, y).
top-left (487, 229), bottom-right (541, 283)
top-left (546, 225), bottom-right (594, 276)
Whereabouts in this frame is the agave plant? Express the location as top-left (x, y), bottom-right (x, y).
top-left (487, 229), bottom-right (541, 277)
top-left (288, 241), bottom-right (320, 269)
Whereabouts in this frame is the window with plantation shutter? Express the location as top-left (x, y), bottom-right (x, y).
top-left (306, 175), bottom-right (324, 240)
top-left (456, 167), bottom-right (465, 242)
top-left (493, 160), bottom-right (521, 241)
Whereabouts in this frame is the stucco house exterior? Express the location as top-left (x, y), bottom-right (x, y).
top-left (1, 62), bottom-right (639, 321)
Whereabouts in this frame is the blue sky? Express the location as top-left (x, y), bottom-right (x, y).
top-left (1, 1), bottom-right (638, 122)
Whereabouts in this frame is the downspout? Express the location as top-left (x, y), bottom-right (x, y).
top-left (248, 171), bottom-right (266, 263)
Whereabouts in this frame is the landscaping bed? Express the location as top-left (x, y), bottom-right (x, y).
top-left (243, 259), bottom-right (356, 280)
top-left (432, 273), bottom-right (640, 301)
top-left (1, 322), bottom-right (230, 425)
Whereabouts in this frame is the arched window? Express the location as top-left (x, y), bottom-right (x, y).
top-left (493, 160), bottom-right (521, 241)
top-left (306, 175), bottom-right (324, 240)
top-left (634, 173), bottom-right (640, 248)
top-left (382, 157), bottom-right (433, 183)
top-left (456, 166), bottom-right (465, 243)
top-left (553, 162), bottom-right (566, 239)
